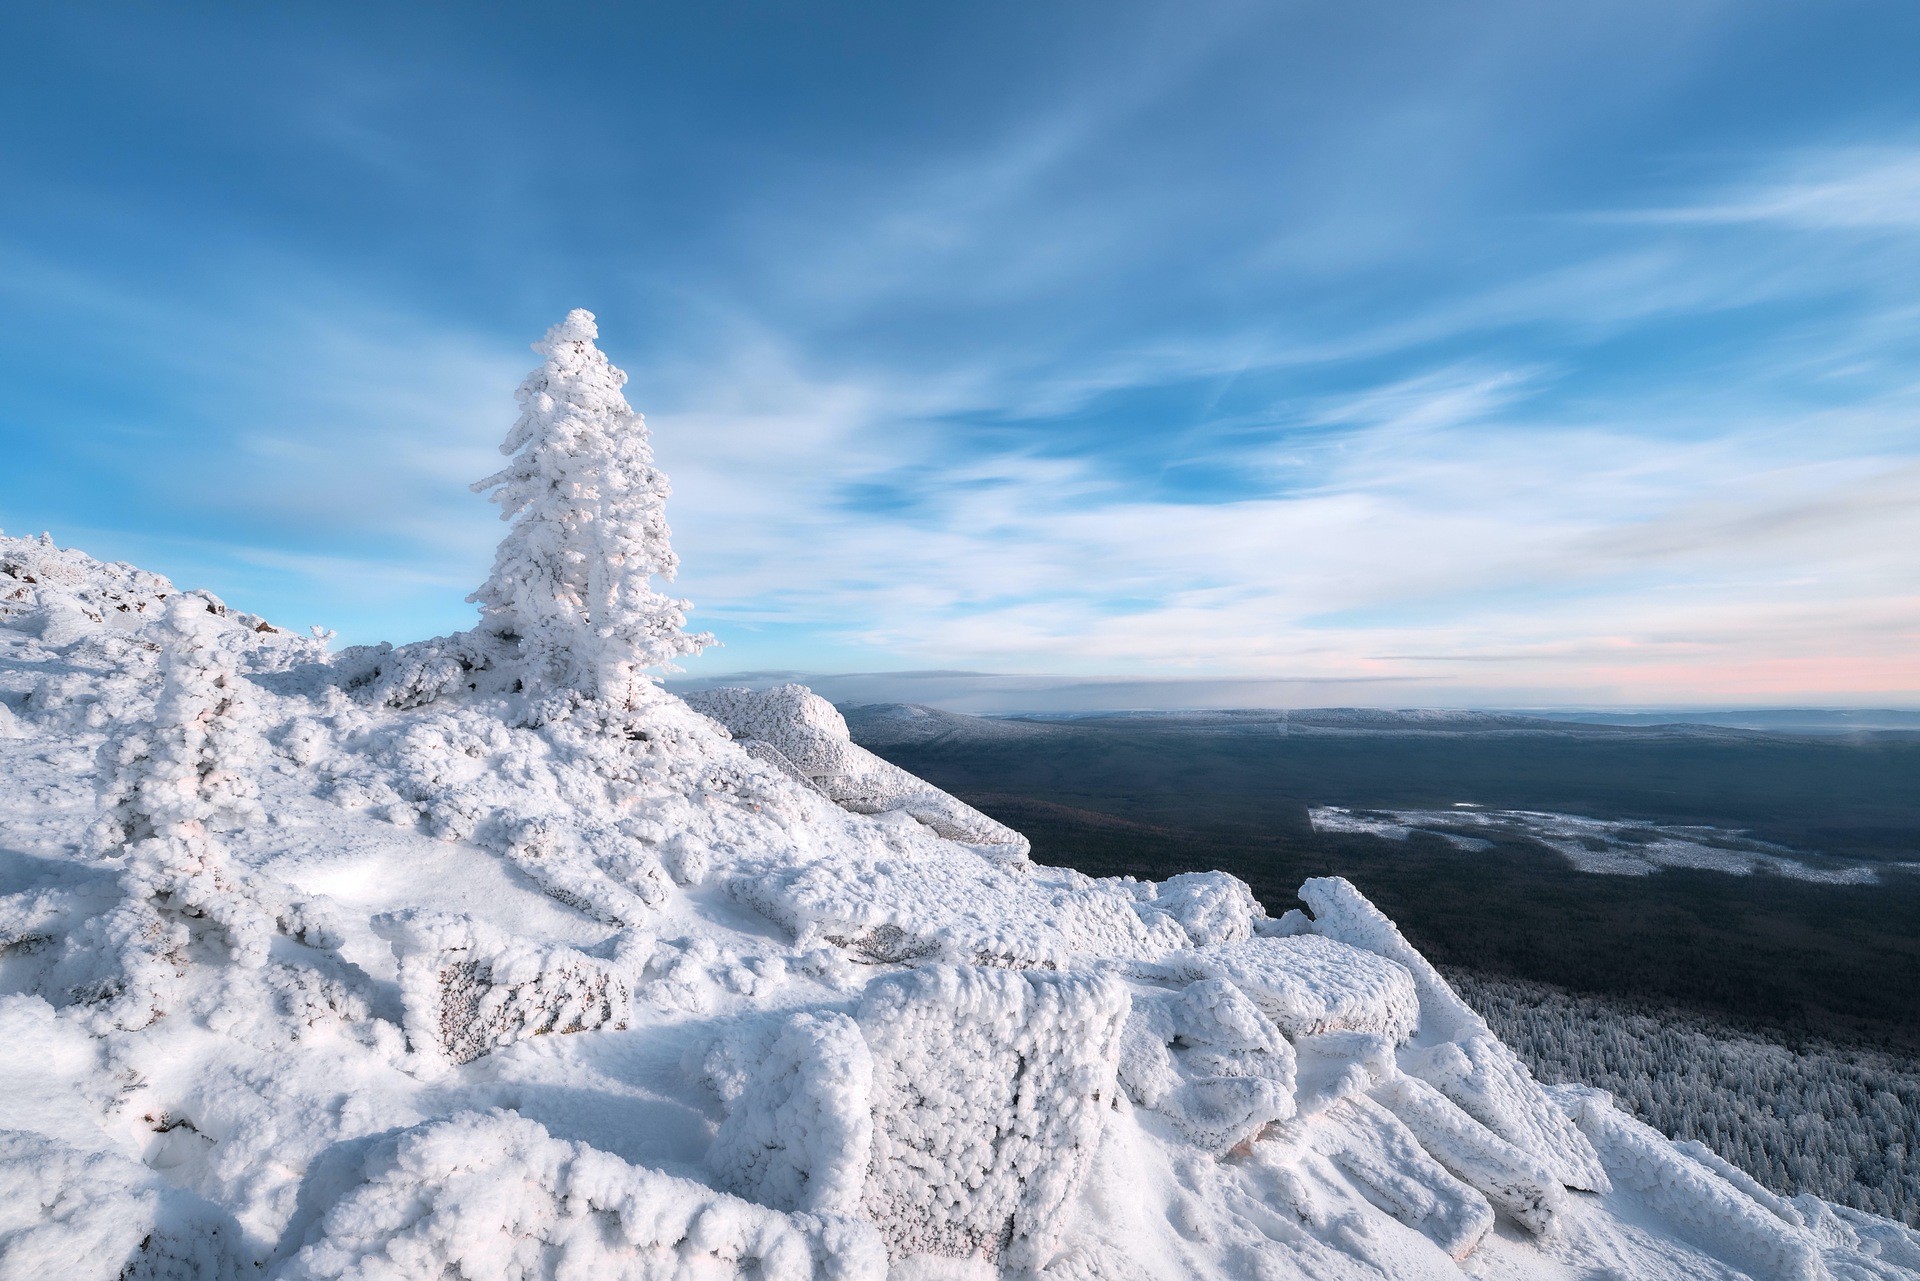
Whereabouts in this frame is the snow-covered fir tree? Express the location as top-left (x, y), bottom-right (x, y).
top-left (470, 309), bottom-right (712, 708)
top-left (107, 594), bottom-right (264, 846)
top-left (58, 598), bottom-right (271, 1028)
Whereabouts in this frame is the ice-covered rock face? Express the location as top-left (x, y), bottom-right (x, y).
top-left (2, 530), bottom-right (1913, 1281)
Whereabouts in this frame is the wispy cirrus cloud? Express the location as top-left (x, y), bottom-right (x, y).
top-left (1618, 146), bottom-right (1920, 231)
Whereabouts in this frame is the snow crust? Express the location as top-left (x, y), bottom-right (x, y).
top-left (2, 370), bottom-right (1912, 1281)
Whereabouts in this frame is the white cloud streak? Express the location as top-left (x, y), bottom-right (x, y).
top-left (1621, 147), bottom-right (1920, 231)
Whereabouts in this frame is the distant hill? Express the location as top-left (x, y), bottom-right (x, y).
top-left (838, 700), bottom-right (1060, 747)
top-left (1529, 708), bottom-right (1920, 734)
top-left (840, 702), bottom-right (1920, 742)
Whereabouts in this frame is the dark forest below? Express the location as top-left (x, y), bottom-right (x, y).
top-left (845, 709), bottom-right (1920, 1054)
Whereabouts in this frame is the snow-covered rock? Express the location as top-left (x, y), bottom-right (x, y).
top-left (1375, 1073), bottom-right (1566, 1235)
top-left (1166, 934), bottom-right (1422, 1044)
top-left (684, 685), bottom-right (863, 783)
top-left (1559, 1085), bottom-right (1826, 1281)
top-left (856, 965), bottom-right (1128, 1272)
top-left (1293, 875), bottom-right (1611, 1193)
top-left (701, 1011), bottom-right (874, 1217)
top-left (1117, 976), bottom-right (1295, 1154)
top-left (1129, 869), bottom-right (1266, 946)
top-left (1316, 1095), bottom-right (1496, 1260)
top-left (699, 962), bottom-right (1133, 1271)
top-left (685, 684), bottom-right (1030, 860)
top-left (374, 910), bottom-right (632, 1068)
top-left (0, 1129), bottom-right (246, 1281)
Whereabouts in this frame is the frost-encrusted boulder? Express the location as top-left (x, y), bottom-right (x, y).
top-left (0, 1129), bottom-right (246, 1281)
top-left (328, 630), bottom-right (519, 711)
top-left (855, 965), bottom-right (1128, 1271)
top-left (1130, 870), bottom-right (1266, 946)
top-left (685, 685), bottom-right (1029, 860)
top-left (1290, 876), bottom-right (1496, 1040)
top-left (1117, 977), bottom-right (1295, 1154)
top-left (45, 895), bottom-right (191, 1032)
top-left (1293, 876), bottom-right (1609, 1193)
top-left (694, 970), bottom-right (1132, 1263)
top-left (283, 1111), bottom-right (884, 1281)
top-left (1167, 934), bottom-right (1421, 1044)
top-left (684, 685), bottom-right (860, 782)
top-left (701, 1011), bottom-right (875, 1216)
top-left (373, 911), bottom-right (632, 1068)
top-left (0, 887), bottom-right (68, 954)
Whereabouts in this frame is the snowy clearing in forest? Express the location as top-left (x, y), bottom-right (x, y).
top-left (1308, 805), bottom-right (1893, 883)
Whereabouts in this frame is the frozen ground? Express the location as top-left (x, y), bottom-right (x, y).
top-left (2, 531), bottom-right (1918, 1279)
top-left (1308, 805), bottom-right (1903, 884)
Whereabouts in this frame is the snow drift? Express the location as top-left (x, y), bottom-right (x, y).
top-left (1, 312), bottom-right (1915, 1281)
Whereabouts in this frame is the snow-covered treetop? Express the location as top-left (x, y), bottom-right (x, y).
top-left (469, 310), bottom-right (713, 707)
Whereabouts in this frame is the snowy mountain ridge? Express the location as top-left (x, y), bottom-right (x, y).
top-left (1, 313), bottom-right (1916, 1280)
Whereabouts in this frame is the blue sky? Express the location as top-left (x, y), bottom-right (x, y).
top-left (2, 1), bottom-right (1917, 708)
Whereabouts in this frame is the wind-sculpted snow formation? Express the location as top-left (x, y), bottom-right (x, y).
top-left (2, 314), bottom-right (1916, 1279)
